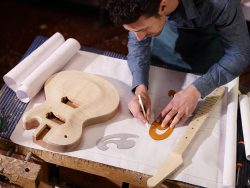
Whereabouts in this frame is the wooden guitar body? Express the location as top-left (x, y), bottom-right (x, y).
top-left (22, 70), bottom-right (120, 152)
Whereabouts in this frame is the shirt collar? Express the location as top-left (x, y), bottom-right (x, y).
top-left (180, 0), bottom-right (199, 20)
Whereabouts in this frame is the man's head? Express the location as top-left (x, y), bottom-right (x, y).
top-left (107, 0), bottom-right (180, 41)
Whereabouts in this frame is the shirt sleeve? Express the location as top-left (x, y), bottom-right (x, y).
top-left (127, 31), bottom-right (152, 92)
top-left (193, 0), bottom-right (250, 97)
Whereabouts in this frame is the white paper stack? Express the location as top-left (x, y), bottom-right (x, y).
top-left (3, 32), bottom-right (81, 103)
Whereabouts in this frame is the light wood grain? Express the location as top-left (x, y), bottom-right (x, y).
top-left (22, 71), bottom-right (120, 152)
top-left (0, 154), bottom-right (41, 188)
top-left (0, 139), bottom-right (196, 188)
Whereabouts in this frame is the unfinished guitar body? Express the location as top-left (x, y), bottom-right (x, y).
top-left (22, 70), bottom-right (120, 152)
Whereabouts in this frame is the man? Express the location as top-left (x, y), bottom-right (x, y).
top-left (106, 0), bottom-right (250, 128)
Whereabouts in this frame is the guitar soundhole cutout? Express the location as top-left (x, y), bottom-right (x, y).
top-left (46, 112), bottom-right (65, 125)
top-left (61, 96), bottom-right (79, 108)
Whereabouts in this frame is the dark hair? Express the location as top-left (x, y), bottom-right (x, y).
top-left (106, 0), bottom-right (161, 25)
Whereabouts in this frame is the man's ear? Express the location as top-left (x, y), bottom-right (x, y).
top-left (158, 0), bottom-right (168, 16)
top-left (158, 0), bottom-right (179, 16)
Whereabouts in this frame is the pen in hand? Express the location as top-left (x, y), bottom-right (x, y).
top-left (138, 95), bottom-right (149, 128)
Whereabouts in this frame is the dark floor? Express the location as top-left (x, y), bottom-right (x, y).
top-left (0, 0), bottom-right (128, 88)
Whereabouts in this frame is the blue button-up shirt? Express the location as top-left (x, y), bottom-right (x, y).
top-left (127, 0), bottom-right (250, 97)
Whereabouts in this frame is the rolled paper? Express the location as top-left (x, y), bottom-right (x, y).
top-left (223, 78), bottom-right (239, 187)
top-left (240, 93), bottom-right (250, 161)
top-left (3, 32), bottom-right (65, 91)
top-left (247, 92), bottom-right (250, 105)
top-left (241, 0), bottom-right (250, 21)
top-left (16, 38), bottom-right (80, 103)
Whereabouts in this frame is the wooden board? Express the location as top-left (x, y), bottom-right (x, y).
top-left (0, 131), bottom-right (197, 187)
top-left (22, 70), bottom-right (120, 152)
top-left (0, 154), bottom-right (41, 188)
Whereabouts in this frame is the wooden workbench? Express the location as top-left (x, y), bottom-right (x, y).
top-left (0, 36), bottom-right (199, 188)
top-left (0, 138), bottom-right (196, 188)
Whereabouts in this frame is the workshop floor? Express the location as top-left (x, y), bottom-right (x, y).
top-left (0, 0), bottom-right (128, 88)
top-left (0, 0), bottom-right (250, 187)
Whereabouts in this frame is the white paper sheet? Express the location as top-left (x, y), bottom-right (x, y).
top-left (222, 78), bottom-right (239, 187)
top-left (3, 32), bottom-right (65, 91)
top-left (10, 51), bottom-right (238, 188)
top-left (239, 94), bottom-right (250, 161)
top-left (16, 38), bottom-right (80, 103)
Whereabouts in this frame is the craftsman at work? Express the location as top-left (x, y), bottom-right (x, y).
top-left (2, 0), bottom-right (250, 187)
top-left (106, 0), bottom-right (250, 129)
top-left (7, 37), bottom-right (240, 188)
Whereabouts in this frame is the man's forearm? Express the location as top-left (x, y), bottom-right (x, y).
top-left (193, 49), bottom-right (250, 98)
top-left (127, 31), bottom-right (152, 92)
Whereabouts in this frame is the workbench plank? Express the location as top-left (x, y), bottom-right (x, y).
top-left (0, 154), bottom-right (41, 188)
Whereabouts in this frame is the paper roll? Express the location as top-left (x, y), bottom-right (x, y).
top-left (3, 32), bottom-right (65, 91)
top-left (247, 92), bottom-right (250, 99)
top-left (223, 78), bottom-right (239, 187)
top-left (16, 38), bottom-right (80, 103)
top-left (240, 94), bottom-right (250, 161)
top-left (241, 0), bottom-right (250, 21)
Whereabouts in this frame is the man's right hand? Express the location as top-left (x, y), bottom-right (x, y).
top-left (128, 84), bottom-right (151, 124)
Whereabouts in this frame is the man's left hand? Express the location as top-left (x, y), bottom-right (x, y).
top-left (156, 84), bottom-right (201, 128)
